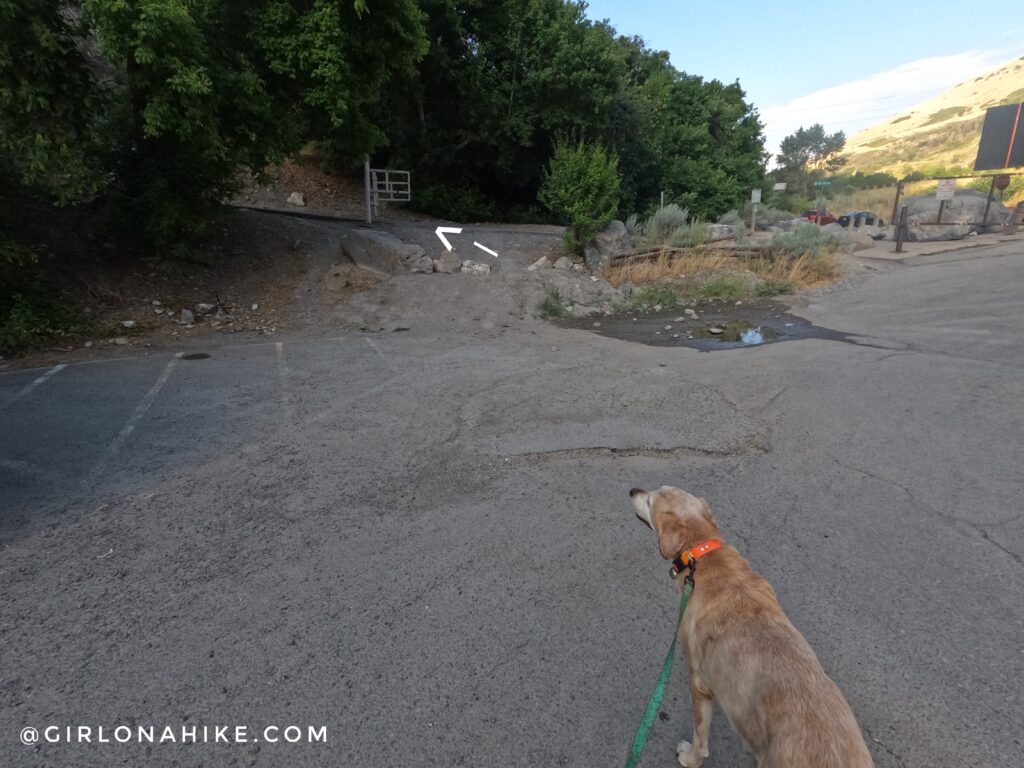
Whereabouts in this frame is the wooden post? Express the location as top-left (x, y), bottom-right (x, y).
top-left (936, 199), bottom-right (946, 224)
top-left (890, 181), bottom-right (904, 229)
top-left (895, 206), bottom-right (908, 253)
top-left (981, 175), bottom-right (996, 227)
top-left (364, 156), bottom-right (373, 224)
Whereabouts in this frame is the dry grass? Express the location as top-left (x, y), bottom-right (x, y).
top-left (603, 250), bottom-right (732, 286)
top-left (603, 248), bottom-right (841, 294)
top-left (829, 188), bottom-right (897, 220)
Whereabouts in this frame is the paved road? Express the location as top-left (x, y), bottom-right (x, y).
top-left (1, 243), bottom-right (1022, 768)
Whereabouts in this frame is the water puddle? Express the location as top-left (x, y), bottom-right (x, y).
top-left (560, 299), bottom-right (878, 352)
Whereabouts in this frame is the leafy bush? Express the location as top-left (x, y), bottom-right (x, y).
top-left (414, 183), bottom-right (496, 222)
top-left (740, 202), bottom-right (794, 228)
top-left (538, 139), bottom-right (621, 254)
top-left (718, 209), bottom-right (744, 227)
top-left (640, 204), bottom-right (688, 243)
top-left (771, 224), bottom-right (845, 259)
top-left (624, 213), bottom-right (641, 237)
top-left (667, 222), bottom-right (710, 247)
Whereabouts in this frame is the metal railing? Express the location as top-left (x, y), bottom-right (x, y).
top-left (364, 157), bottom-right (411, 224)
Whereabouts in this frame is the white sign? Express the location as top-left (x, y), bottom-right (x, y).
top-left (751, 189), bottom-right (762, 203)
top-left (773, 182), bottom-right (787, 192)
top-left (936, 178), bottom-right (956, 200)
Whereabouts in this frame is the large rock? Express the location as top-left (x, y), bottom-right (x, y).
top-left (553, 256), bottom-right (573, 270)
top-left (340, 229), bottom-right (425, 275)
top-left (584, 220), bottom-right (631, 270)
top-left (896, 189), bottom-right (1011, 241)
top-left (537, 270), bottom-right (623, 316)
top-left (409, 255), bottom-right (435, 273)
top-left (433, 253), bottom-right (462, 273)
top-left (287, 192), bottom-right (306, 207)
top-left (460, 260), bottom-right (491, 275)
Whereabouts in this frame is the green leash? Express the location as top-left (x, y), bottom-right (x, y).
top-left (625, 579), bottom-right (693, 768)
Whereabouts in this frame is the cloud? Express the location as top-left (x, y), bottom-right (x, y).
top-left (759, 50), bottom-right (1012, 162)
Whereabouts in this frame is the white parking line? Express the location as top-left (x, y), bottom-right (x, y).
top-left (364, 337), bottom-right (398, 374)
top-left (1, 364), bottom-right (66, 409)
top-left (85, 353), bottom-right (183, 482)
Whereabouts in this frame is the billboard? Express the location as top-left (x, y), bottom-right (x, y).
top-left (974, 103), bottom-right (1024, 171)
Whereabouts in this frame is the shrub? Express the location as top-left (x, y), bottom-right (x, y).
top-left (718, 209), bottom-right (744, 227)
top-left (699, 274), bottom-right (749, 300)
top-left (740, 202), bottom-right (794, 228)
top-left (667, 222), bottom-right (710, 248)
top-left (538, 139), bottom-right (620, 254)
top-left (756, 278), bottom-right (795, 296)
top-left (640, 204), bottom-right (688, 244)
top-left (414, 183), bottom-right (496, 222)
top-left (624, 213), bottom-right (641, 237)
top-left (770, 224), bottom-right (845, 259)
top-left (625, 285), bottom-right (680, 308)
top-left (539, 289), bottom-right (567, 318)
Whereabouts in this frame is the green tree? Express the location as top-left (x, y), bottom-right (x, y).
top-left (775, 123), bottom-right (847, 197)
top-left (656, 75), bottom-right (766, 219)
top-left (80, 0), bottom-right (427, 255)
top-left (538, 138), bottom-right (620, 252)
top-left (0, 0), bottom-right (104, 204)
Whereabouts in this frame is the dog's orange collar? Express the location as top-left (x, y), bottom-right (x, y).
top-left (671, 539), bottom-right (722, 580)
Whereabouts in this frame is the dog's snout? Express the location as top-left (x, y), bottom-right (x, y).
top-left (630, 487), bottom-right (646, 498)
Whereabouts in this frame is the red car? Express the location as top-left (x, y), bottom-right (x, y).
top-left (800, 209), bottom-right (836, 225)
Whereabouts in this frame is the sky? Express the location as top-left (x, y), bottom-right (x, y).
top-left (583, 0), bottom-right (1023, 159)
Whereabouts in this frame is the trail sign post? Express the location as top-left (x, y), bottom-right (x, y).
top-left (750, 189), bottom-right (761, 232)
top-left (813, 179), bottom-right (832, 187)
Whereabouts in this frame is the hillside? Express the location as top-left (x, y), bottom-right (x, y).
top-left (843, 55), bottom-right (1024, 175)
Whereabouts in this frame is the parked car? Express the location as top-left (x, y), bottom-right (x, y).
top-left (799, 209), bottom-right (836, 225)
top-left (838, 211), bottom-right (884, 228)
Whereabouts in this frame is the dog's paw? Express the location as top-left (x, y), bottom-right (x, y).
top-left (676, 740), bottom-right (704, 768)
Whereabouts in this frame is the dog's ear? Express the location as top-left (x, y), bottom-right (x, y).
top-left (698, 497), bottom-right (717, 526)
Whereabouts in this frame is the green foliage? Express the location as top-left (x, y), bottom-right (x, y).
top-left (738, 202), bottom-right (793, 228)
top-left (538, 138), bottom-right (620, 252)
top-left (381, 4), bottom-right (766, 221)
top-left (770, 224), bottom-right (845, 259)
top-left (625, 285), bottom-right (679, 308)
top-left (624, 213), bottom-right (641, 236)
top-left (539, 289), bottom-right (567, 318)
top-left (668, 222), bottom-right (710, 247)
top-left (631, 204), bottom-right (712, 248)
top-left (756, 278), bottom-right (795, 296)
top-left (414, 183), bottom-right (496, 222)
top-left (640, 204), bottom-right (689, 243)
top-left (1000, 87), bottom-right (1024, 106)
top-left (774, 124), bottom-right (847, 198)
top-left (699, 274), bottom-right (748, 300)
top-left (0, 0), bottom-right (105, 203)
top-left (921, 106), bottom-right (968, 126)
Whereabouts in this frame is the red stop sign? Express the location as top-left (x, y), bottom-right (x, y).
top-left (995, 174), bottom-right (1011, 191)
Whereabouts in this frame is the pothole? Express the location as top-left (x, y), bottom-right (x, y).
top-left (181, 352), bottom-right (210, 360)
top-left (561, 299), bottom-right (891, 352)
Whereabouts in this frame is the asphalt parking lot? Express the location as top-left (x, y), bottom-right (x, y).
top-left (2, 242), bottom-right (1023, 767)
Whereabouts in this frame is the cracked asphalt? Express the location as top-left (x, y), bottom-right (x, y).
top-left (1, 239), bottom-right (1023, 768)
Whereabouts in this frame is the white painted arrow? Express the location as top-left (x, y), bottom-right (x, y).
top-left (434, 226), bottom-right (462, 252)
